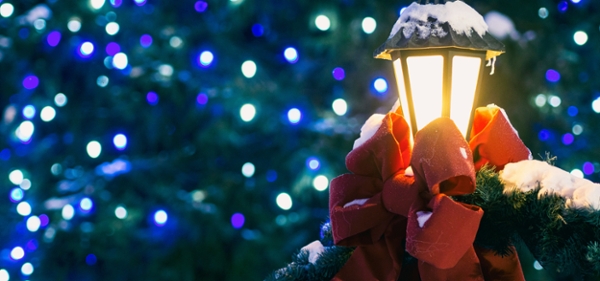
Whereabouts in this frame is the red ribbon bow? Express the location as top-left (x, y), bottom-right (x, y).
top-left (329, 106), bottom-right (530, 281)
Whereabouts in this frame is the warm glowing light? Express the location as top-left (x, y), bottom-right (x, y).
top-left (362, 17), bottom-right (377, 34)
top-left (276, 193), bottom-right (293, 210)
top-left (450, 56), bottom-right (482, 137)
top-left (241, 60), bottom-right (257, 78)
top-left (406, 56), bottom-right (444, 130)
top-left (332, 98), bottom-right (348, 116)
top-left (315, 15), bottom-right (331, 31)
top-left (313, 175), bottom-right (329, 191)
top-left (115, 206), bottom-right (127, 219)
top-left (40, 106), bottom-right (56, 122)
top-left (392, 59), bottom-right (412, 129)
top-left (105, 22), bottom-right (120, 35)
top-left (574, 31), bottom-right (588, 46)
top-left (240, 104), bottom-right (256, 122)
top-left (241, 162), bottom-right (255, 178)
top-left (87, 141), bottom-right (102, 158)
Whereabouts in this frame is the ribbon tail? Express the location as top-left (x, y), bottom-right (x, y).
top-left (474, 245), bottom-right (525, 281)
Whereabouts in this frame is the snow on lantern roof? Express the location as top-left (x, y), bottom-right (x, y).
top-left (374, 0), bottom-right (505, 61)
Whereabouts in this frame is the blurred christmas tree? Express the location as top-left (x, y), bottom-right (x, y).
top-left (0, 0), bottom-right (597, 280)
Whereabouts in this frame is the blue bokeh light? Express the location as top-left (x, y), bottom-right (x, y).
top-left (567, 106), bottom-right (578, 117)
top-left (373, 78), bottom-right (388, 94)
top-left (80, 197), bottom-right (93, 212)
top-left (546, 69), bottom-right (561, 82)
top-left (583, 162), bottom-right (594, 175)
top-left (287, 108), bottom-right (302, 124)
top-left (110, 0), bottom-right (123, 7)
top-left (46, 31), bottom-right (61, 47)
top-left (0, 149), bottom-right (11, 161)
top-left (154, 210), bottom-right (168, 226)
top-left (195, 1), bottom-right (208, 12)
top-left (113, 134), bottom-right (127, 150)
top-left (332, 67), bottom-right (345, 80)
top-left (23, 105), bottom-right (36, 119)
top-left (198, 51), bottom-right (214, 67)
top-left (146, 92), bottom-right (159, 105)
top-left (558, 1), bottom-right (568, 12)
top-left (86, 254), bottom-right (97, 265)
top-left (538, 129), bottom-right (550, 141)
top-left (266, 170), bottom-right (277, 182)
top-left (140, 34), bottom-right (153, 48)
top-left (9, 188), bottom-right (24, 203)
top-left (231, 213), bottom-right (245, 229)
top-left (562, 133), bottom-right (574, 145)
top-left (105, 42), bottom-right (121, 56)
top-left (252, 24), bottom-right (264, 37)
top-left (306, 157), bottom-right (320, 170)
top-left (134, 0), bottom-right (147, 6)
top-left (284, 47), bottom-right (299, 63)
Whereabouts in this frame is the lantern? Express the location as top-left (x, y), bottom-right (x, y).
top-left (374, 0), bottom-right (505, 138)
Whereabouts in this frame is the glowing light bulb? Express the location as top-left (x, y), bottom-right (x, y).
top-left (313, 175), bottom-right (329, 191)
top-left (0, 3), bottom-right (14, 18)
top-left (112, 52), bottom-right (128, 70)
top-left (240, 104), bottom-right (256, 122)
top-left (40, 106), bottom-right (56, 122)
top-left (332, 98), bottom-right (348, 116)
top-left (362, 17), bottom-right (377, 34)
top-left (241, 162), bottom-right (255, 178)
top-left (154, 210), bottom-right (168, 226)
top-left (105, 22), bottom-right (120, 35)
top-left (26, 216), bottom-right (41, 232)
top-left (241, 60), bottom-right (257, 78)
top-left (574, 31), bottom-right (588, 46)
top-left (115, 205), bottom-right (127, 219)
top-left (276, 193), bottom-right (293, 210)
top-left (287, 108), bottom-right (301, 124)
top-left (9, 170), bottom-right (24, 185)
top-left (16, 202), bottom-right (31, 216)
top-left (62, 204), bottom-right (75, 220)
top-left (87, 141), bottom-right (102, 158)
top-left (113, 134), bottom-right (127, 150)
top-left (315, 15), bottom-right (331, 31)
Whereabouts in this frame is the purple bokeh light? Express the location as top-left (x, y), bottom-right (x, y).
top-left (26, 239), bottom-right (38, 251)
top-left (231, 213), bottom-right (245, 229)
top-left (23, 75), bottom-right (39, 90)
top-left (39, 214), bottom-right (49, 227)
top-left (146, 92), bottom-right (159, 105)
top-left (140, 34), bottom-right (153, 48)
top-left (196, 93), bottom-right (208, 105)
top-left (134, 0), bottom-right (147, 6)
top-left (546, 69), bottom-right (560, 82)
top-left (332, 67), bottom-right (345, 81)
top-left (583, 162), bottom-right (595, 175)
top-left (195, 1), bottom-right (208, 12)
top-left (105, 42), bottom-right (121, 56)
top-left (110, 0), bottom-right (122, 7)
top-left (46, 31), bottom-right (61, 47)
top-left (562, 133), bottom-right (574, 145)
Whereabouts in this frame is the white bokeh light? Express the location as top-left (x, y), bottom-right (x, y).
top-left (287, 108), bottom-right (301, 124)
top-left (313, 175), bottom-right (329, 191)
top-left (362, 17), bottom-right (377, 34)
top-left (68, 19), bottom-right (82, 32)
top-left (16, 121), bottom-right (35, 142)
top-left (16, 202), bottom-right (32, 216)
top-left (115, 205), bottom-right (127, 219)
top-left (0, 3), bottom-right (14, 18)
top-left (332, 98), bottom-right (348, 116)
top-left (105, 22), bottom-right (120, 35)
top-left (276, 193), bottom-right (293, 210)
top-left (574, 31), bottom-right (588, 46)
top-left (0, 269), bottom-right (8, 281)
top-left (62, 204), bottom-right (75, 220)
top-left (87, 141), bottom-right (102, 158)
top-left (26, 216), bottom-right (41, 232)
top-left (112, 52), bottom-right (128, 70)
top-left (21, 262), bottom-right (34, 276)
top-left (571, 169), bottom-right (584, 179)
top-left (90, 0), bottom-right (106, 10)
top-left (548, 96), bottom-right (561, 107)
top-left (315, 15), bottom-right (331, 31)
top-left (55, 93), bottom-right (68, 107)
top-left (10, 247), bottom-right (24, 260)
top-left (534, 94), bottom-right (547, 107)
top-left (241, 60), bottom-right (257, 78)
top-left (240, 104), bottom-right (256, 122)
top-left (40, 106), bottom-right (56, 122)
top-left (593, 98), bottom-right (600, 113)
top-left (9, 169), bottom-right (24, 185)
top-left (241, 162), bottom-right (255, 178)
top-left (154, 210), bottom-right (168, 225)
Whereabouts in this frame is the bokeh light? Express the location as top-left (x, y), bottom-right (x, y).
top-left (0, 269), bottom-right (8, 281)
top-left (47, 31), bottom-right (62, 47)
top-left (39, 214), bottom-right (49, 226)
top-left (546, 69), bottom-right (560, 82)
top-left (86, 141), bottom-right (102, 158)
top-left (97, 75), bottom-right (109, 87)
top-left (287, 108), bottom-right (302, 124)
top-left (533, 260), bottom-right (543, 270)
top-left (549, 96), bottom-right (561, 107)
top-left (567, 106), bottom-right (578, 116)
top-left (90, 0), bottom-right (105, 10)
top-left (313, 175), bottom-right (329, 191)
top-left (240, 104), bottom-right (256, 122)
top-left (79, 42), bottom-right (95, 58)
top-left (55, 93), bottom-right (68, 107)
top-left (9, 170), bottom-right (24, 185)
top-left (199, 51), bottom-right (214, 67)
top-left (374, 78), bottom-right (388, 93)
top-left (23, 105), bottom-right (36, 119)
top-left (195, 1), bottom-right (208, 12)
top-left (154, 210), bottom-right (168, 226)
top-left (110, 0), bottom-right (122, 7)
top-left (17, 202), bottom-right (31, 216)
top-left (80, 197), bottom-right (93, 212)
top-left (20, 179), bottom-right (31, 190)
top-left (593, 98), bottom-right (600, 113)
top-left (170, 36), bottom-right (183, 48)
top-left (573, 124), bottom-right (583, 135)
top-left (40, 106), bottom-right (56, 122)
top-left (332, 67), bottom-right (345, 80)
top-left (315, 15), bottom-right (331, 31)
top-left (21, 263), bottom-right (34, 276)
top-left (562, 133), bottom-right (574, 145)
top-left (241, 162), bottom-right (255, 178)
top-left (197, 93), bottom-right (208, 105)
top-left (16, 121), bottom-right (35, 143)
top-left (10, 247), bottom-right (24, 260)
top-left (252, 24), bottom-right (264, 37)
top-left (558, 1), bottom-right (568, 13)
top-left (62, 204), bottom-right (75, 220)
top-left (9, 188), bottom-right (24, 202)
top-left (115, 206), bottom-right (127, 219)
top-left (140, 34), bottom-right (153, 48)
top-left (276, 193), bottom-right (293, 210)
top-left (332, 98), bottom-right (348, 116)
top-left (112, 52), bottom-right (128, 69)
top-left (231, 213), bottom-right (245, 229)
top-left (86, 254), bottom-right (97, 265)
top-left (534, 94), bottom-right (547, 107)
top-left (113, 134), bottom-right (127, 150)
top-left (538, 7), bottom-right (549, 19)
top-left (574, 31), bottom-right (588, 46)
top-left (26, 216), bottom-right (41, 232)
top-left (284, 47), bottom-right (299, 63)
top-left (362, 17), bottom-right (377, 34)
top-left (147, 92), bottom-right (159, 105)
top-left (307, 157), bottom-right (320, 170)
top-left (68, 19), bottom-right (82, 32)
top-left (538, 129), bottom-right (550, 141)
top-left (105, 22), bottom-right (120, 35)
top-left (241, 60), bottom-right (257, 78)
top-left (134, 0), bottom-right (147, 6)
top-left (583, 162), bottom-right (595, 175)
top-left (0, 3), bottom-right (14, 18)
top-left (23, 75), bottom-right (40, 90)
top-left (571, 169), bottom-right (584, 178)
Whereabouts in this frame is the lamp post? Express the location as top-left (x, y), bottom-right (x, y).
top-left (374, 0), bottom-right (505, 138)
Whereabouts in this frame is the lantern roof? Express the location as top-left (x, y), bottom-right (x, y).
top-left (374, 0), bottom-right (505, 61)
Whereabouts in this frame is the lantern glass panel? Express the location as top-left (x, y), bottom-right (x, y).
top-left (406, 55), bottom-right (444, 130)
top-left (392, 59), bottom-right (412, 129)
top-left (450, 56), bottom-right (482, 136)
